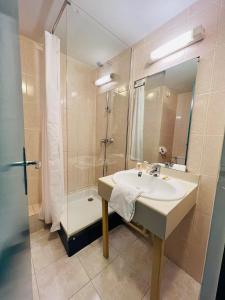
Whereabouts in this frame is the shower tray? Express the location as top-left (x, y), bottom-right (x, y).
top-left (58, 187), bottom-right (122, 256)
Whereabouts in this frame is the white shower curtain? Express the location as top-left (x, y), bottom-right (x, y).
top-left (39, 31), bottom-right (65, 232)
top-left (130, 85), bottom-right (145, 161)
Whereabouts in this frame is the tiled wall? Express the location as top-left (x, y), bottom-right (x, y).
top-left (20, 36), bottom-right (43, 208)
top-left (61, 54), bottom-right (97, 194)
top-left (95, 49), bottom-right (131, 181)
top-left (129, 0), bottom-right (225, 282)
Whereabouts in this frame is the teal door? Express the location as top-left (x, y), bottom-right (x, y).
top-left (0, 1), bottom-right (33, 299)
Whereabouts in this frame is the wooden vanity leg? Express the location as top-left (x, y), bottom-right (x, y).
top-left (150, 235), bottom-right (165, 300)
top-left (102, 198), bottom-right (109, 258)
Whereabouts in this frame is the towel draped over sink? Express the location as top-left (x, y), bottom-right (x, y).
top-left (109, 183), bottom-right (143, 222)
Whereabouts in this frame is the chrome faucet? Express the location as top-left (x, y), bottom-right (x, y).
top-left (149, 164), bottom-right (161, 177)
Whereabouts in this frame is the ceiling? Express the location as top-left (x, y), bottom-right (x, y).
top-left (19, 0), bottom-right (198, 66)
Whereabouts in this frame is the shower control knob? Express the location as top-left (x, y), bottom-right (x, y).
top-left (108, 137), bottom-right (114, 144)
top-left (100, 138), bottom-right (114, 144)
top-left (100, 138), bottom-right (107, 144)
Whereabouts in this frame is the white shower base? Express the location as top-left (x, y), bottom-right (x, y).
top-left (60, 186), bottom-right (113, 238)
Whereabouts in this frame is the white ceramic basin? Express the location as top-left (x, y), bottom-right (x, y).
top-left (112, 170), bottom-right (186, 201)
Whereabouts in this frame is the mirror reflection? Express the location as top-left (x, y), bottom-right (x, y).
top-left (130, 58), bottom-right (198, 167)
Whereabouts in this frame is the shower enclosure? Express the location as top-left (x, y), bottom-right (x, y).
top-left (54, 1), bottom-right (131, 255)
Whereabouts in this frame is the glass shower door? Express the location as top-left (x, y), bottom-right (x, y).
top-left (106, 89), bottom-right (129, 175)
top-left (0, 1), bottom-right (32, 299)
top-left (96, 89), bottom-right (129, 178)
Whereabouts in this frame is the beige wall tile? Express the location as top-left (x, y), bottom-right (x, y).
top-left (206, 91), bottom-right (225, 135)
top-left (201, 135), bottom-right (223, 176)
top-left (24, 129), bottom-right (41, 160)
top-left (23, 102), bottom-right (40, 130)
top-left (183, 241), bottom-right (207, 282)
top-left (186, 134), bottom-right (204, 174)
top-left (20, 36), bottom-right (43, 205)
top-left (191, 94), bottom-right (209, 135)
top-left (64, 56), bottom-right (97, 192)
top-left (212, 45), bottom-right (225, 92)
top-left (194, 50), bottom-right (215, 95)
top-left (28, 176), bottom-right (41, 205)
top-left (197, 175), bottom-right (218, 215)
top-left (217, 6), bottom-right (225, 45)
top-left (189, 211), bottom-right (211, 251)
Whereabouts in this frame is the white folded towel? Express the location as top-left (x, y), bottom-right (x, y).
top-left (109, 183), bottom-right (143, 222)
top-left (172, 164), bottom-right (186, 172)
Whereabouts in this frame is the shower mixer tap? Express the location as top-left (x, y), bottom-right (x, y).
top-left (100, 138), bottom-right (114, 144)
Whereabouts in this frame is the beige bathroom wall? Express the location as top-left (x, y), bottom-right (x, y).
top-left (95, 49), bottom-right (131, 94)
top-left (95, 49), bottom-right (131, 181)
top-left (61, 54), bottom-right (97, 194)
top-left (129, 0), bottom-right (225, 282)
top-left (20, 35), bottom-right (43, 206)
top-left (172, 92), bottom-right (192, 164)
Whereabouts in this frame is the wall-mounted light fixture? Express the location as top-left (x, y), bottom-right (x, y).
top-left (95, 73), bottom-right (115, 86)
top-left (150, 25), bottom-right (205, 63)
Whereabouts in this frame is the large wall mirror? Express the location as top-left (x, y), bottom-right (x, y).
top-left (130, 58), bottom-right (198, 167)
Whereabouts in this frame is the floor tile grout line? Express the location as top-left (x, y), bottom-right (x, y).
top-left (32, 243), bottom-right (67, 275)
top-left (91, 278), bottom-right (103, 300)
top-left (31, 259), bottom-right (41, 300)
top-left (89, 281), bottom-right (103, 300)
top-left (77, 243), bottom-right (120, 281)
top-left (67, 279), bottom-right (91, 300)
top-left (76, 254), bottom-right (93, 281)
top-left (92, 253), bottom-right (119, 280)
top-left (68, 280), bottom-right (102, 300)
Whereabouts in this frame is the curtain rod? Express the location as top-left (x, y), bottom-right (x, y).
top-left (51, 0), bottom-right (71, 34)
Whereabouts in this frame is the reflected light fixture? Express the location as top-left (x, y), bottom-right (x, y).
top-left (147, 92), bottom-right (154, 99)
top-left (95, 73), bottom-right (115, 86)
top-left (150, 25), bottom-right (205, 63)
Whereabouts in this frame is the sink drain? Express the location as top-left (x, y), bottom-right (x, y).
top-left (88, 197), bottom-right (94, 202)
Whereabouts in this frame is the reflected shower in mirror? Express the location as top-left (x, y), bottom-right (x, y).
top-left (130, 58), bottom-right (198, 167)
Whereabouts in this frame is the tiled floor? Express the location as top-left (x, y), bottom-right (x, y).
top-left (31, 225), bottom-right (200, 300)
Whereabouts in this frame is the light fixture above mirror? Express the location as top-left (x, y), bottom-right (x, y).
top-left (149, 25), bottom-right (205, 63)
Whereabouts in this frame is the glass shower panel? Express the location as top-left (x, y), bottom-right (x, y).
top-left (95, 88), bottom-right (130, 179)
top-left (106, 90), bottom-right (129, 176)
top-left (95, 92), bottom-right (108, 179)
top-left (54, 4), bottom-right (68, 234)
top-left (54, 0), bottom-right (130, 241)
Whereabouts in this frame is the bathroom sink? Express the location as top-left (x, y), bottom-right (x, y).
top-left (112, 170), bottom-right (186, 201)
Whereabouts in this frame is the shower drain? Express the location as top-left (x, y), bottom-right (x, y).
top-left (88, 197), bottom-right (94, 202)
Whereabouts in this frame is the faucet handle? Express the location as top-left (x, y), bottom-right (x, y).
top-left (149, 163), bottom-right (161, 176)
